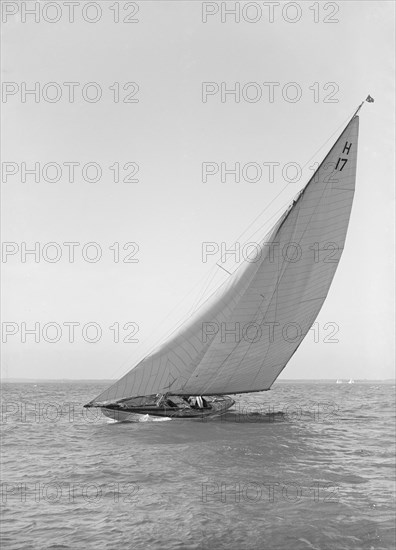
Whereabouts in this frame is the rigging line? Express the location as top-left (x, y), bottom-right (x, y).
top-left (104, 261), bottom-right (223, 382)
top-left (189, 263), bottom-right (222, 314)
top-left (215, 201), bottom-right (292, 276)
top-left (216, 263), bottom-right (232, 275)
top-left (194, 269), bottom-right (220, 305)
top-left (243, 204), bottom-right (292, 244)
top-left (109, 259), bottom-right (239, 386)
top-left (145, 261), bottom-right (222, 333)
top-left (210, 198), bottom-right (293, 282)
top-left (223, 103), bottom-right (363, 271)
top-left (225, 103), bottom-right (363, 252)
top-left (160, 250), bottom-right (233, 338)
top-left (220, 201), bottom-right (295, 274)
top-left (154, 269), bottom-right (227, 342)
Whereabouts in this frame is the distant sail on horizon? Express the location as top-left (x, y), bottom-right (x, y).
top-left (88, 111), bottom-right (360, 407)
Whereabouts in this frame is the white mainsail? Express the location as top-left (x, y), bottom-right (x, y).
top-left (91, 114), bottom-right (359, 404)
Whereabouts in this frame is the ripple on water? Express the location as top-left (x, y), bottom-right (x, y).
top-left (1, 381), bottom-right (395, 550)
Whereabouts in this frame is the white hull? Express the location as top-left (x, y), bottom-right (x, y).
top-left (101, 408), bottom-right (167, 422)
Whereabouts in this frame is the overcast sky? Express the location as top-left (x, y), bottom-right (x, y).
top-left (1, 1), bottom-right (395, 380)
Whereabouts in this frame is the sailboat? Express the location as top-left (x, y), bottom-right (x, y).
top-left (348, 379), bottom-right (355, 384)
top-left (85, 99), bottom-right (370, 421)
top-left (336, 379), bottom-right (343, 384)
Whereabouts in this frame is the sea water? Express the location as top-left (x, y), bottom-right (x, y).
top-left (1, 381), bottom-right (395, 549)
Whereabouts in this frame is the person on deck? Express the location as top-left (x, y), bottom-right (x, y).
top-left (188, 396), bottom-right (204, 408)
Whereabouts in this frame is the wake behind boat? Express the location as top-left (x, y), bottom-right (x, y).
top-left (85, 98), bottom-right (372, 422)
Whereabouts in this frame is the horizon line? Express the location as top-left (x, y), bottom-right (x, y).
top-left (2, 377), bottom-right (395, 383)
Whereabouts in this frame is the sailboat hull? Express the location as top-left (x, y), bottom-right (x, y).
top-left (100, 395), bottom-right (235, 421)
